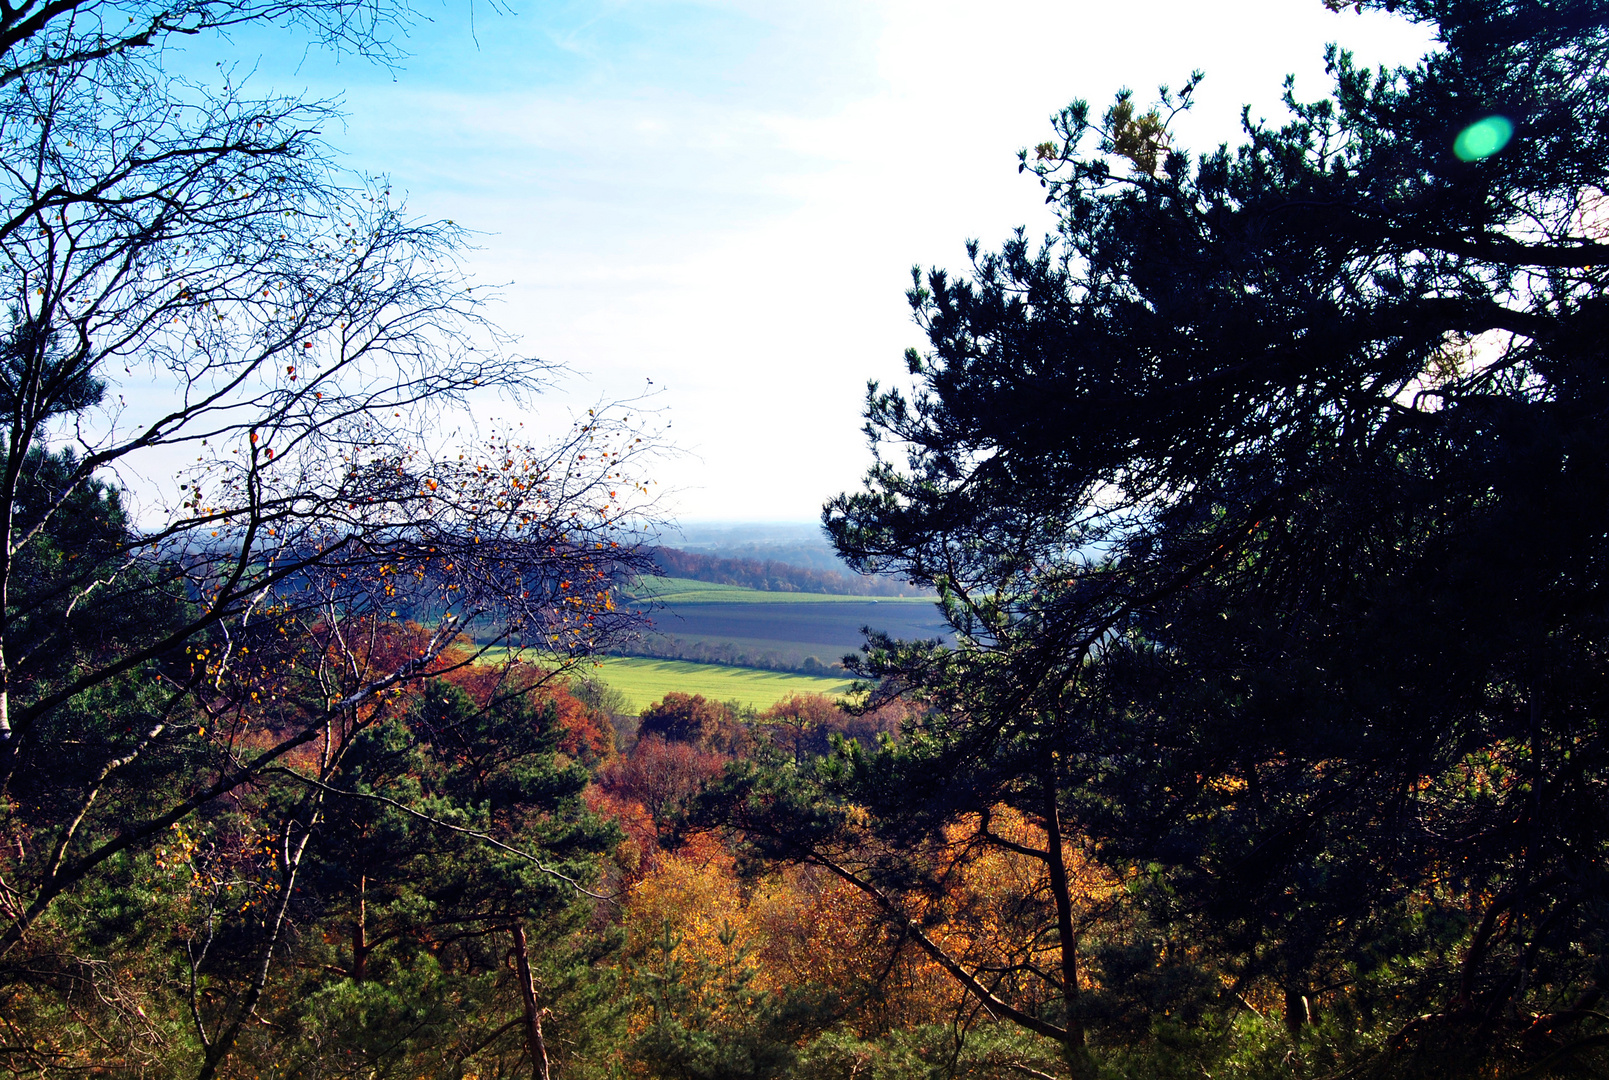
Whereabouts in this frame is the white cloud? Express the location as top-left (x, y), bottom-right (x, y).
top-left (194, 0), bottom-right (1439, 521)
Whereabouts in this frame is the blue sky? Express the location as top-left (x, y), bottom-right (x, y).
top-left (185, 0), bottom-right (1435, 523)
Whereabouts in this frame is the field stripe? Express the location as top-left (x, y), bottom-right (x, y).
top-left (568, 656), bottom-right (856, 713)
top-left (627, 576), bottom-right (935, 605)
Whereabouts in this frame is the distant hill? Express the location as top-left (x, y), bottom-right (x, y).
top-left (664, 521), bottom-right (871, 575)
top-left (646, 545), bottom-right (931, 598)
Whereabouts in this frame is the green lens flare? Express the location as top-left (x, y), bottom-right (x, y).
top-left (1453, 115), bottom-right (1514, 161)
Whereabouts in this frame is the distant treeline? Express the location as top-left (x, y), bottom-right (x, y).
top-left (648, 545), bottom-right (930, 597)
top-left (615, 633), bottom-right (847, 675)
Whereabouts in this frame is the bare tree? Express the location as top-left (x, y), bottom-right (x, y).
top-left (0, 0), bottom-right (660, 1022)
top-left (0, 0), bottom-right (424, 86)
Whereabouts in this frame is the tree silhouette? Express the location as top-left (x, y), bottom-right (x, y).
top-left (711, 1), bottom-right (1609, 1076)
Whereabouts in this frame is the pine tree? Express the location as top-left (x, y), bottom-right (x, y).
top-left (715, 2), bottom-right (1609, 1076)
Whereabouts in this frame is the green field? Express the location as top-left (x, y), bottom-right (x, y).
top-left (568, 656), bottom-right (856, 712)
top-left (628, 576), bottom-right (931, 605)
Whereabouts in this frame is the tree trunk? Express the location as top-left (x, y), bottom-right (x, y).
top-left (511, 923), bottom-right (551, 1080)
top-left (1041, 761), bottom-right (1094, 1080)
top-left (196, 812), bottom-right (318, 1080)
top-left (1284, 985), bottom-right (1312, 1034)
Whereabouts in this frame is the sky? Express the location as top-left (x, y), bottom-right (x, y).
top-left (185, 0), bottom-right (1437, 524)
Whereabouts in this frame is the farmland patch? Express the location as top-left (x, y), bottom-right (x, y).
top-left (568, 656), bottom-right (856, 713)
